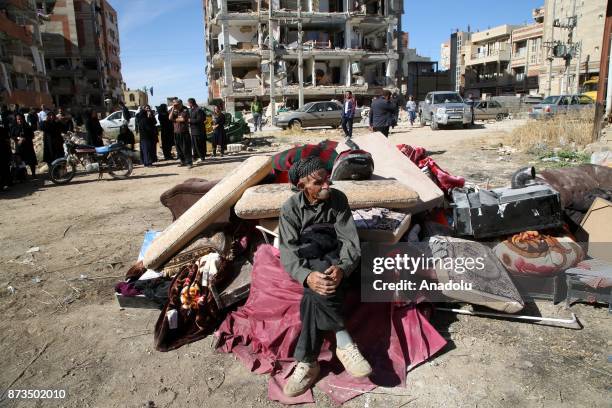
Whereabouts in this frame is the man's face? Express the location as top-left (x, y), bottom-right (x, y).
top-left (345, 92), bottom-right (351, 99)
top-left (300, 169), bottom-right (331, 203)
top-left (173, 100), bottom-right (180, 108)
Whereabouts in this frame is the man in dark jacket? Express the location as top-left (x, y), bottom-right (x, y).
top-left (278, 156), bottom-right (371, 397)
top-left (187, 98), bottom-right (206, 164)
top-left (169, 99), bottom-right (192, 167)
top-left (368, 90), bottom-right (396, 137)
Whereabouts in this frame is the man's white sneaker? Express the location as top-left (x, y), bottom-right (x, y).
top-left (336, 343), bottom-right (372, 378)
top-left (283, 361), bottom-right (320, 397)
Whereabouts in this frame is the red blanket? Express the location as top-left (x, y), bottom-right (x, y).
top-left (215, 245), bottom-right (447, 404)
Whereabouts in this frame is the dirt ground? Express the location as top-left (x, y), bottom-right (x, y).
top-left (0, 120), bottom-right (610, 408)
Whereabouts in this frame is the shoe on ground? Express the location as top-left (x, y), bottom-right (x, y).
top-left (187, 164), bottom-right (194, 169)
top-left (336, 343), bottom-right (372, 378)
top-left (178, 163), bottom-right (185, 167)
top-left (195, 159), bottom-right (203, 164)
top-left (283, 361), bottom-right (320, 397)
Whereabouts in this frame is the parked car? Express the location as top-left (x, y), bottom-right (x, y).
top-left (419, 91), bottom-right (472, 130)
top-left (100, 109), bottom-right (138, 137)
top-left (273, 101), bottom-right (361, 130)
top-left (473, 100), bottom-right (509, 121)
top-left (528, 94), bottom-right (594, 120)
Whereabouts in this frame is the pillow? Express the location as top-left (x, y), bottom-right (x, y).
top-left (234, 180), bottom-right (419, 219)
top-left (430, 236), bottom-right (525, 313)
top-left (143, 155), bottom-right (272, 269)
top-left (493, 231), bottom-right (584, 277)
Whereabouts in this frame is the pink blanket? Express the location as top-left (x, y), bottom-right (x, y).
top-left (215, 245), bottom-right (447, 404)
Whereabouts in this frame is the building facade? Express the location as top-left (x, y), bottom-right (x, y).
top-left (203, 0), bottom-right (404, 113)
top-left (539, 0), bottom-right (607, 96)
top-left (448, 30), bottom-right (470, 93)
top-left (510, 8), bottom-right (544, 95)
top-left (39, 0), bottom-right (122, 112)
top-left (439, 40), bottom-right (450, 71)
top-left (0, 0), bottom-right (52, 107)
top-left (122, 83), bottom-right (148, 109)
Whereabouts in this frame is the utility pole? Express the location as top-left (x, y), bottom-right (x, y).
top-left (298, 5), bottom-right (304, 108)
top-left (269, 5), bottom-right (275, 124)
top-left (574, 41), bottom-right (582, 94)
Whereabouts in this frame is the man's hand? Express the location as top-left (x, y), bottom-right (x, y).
top-left (306, 272), bottom-right (336, 296)
top-left (368, 126), bottom-right (373, 132)
top-left (324, 265), bottom-right (343, 288)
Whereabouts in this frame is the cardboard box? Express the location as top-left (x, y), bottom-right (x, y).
top-left (580, 197), bottom-right (612, 262)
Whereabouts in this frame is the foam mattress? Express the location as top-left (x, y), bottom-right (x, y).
top-left (143, 155), bottom-right (273, 269)
top-left (337, 132), bottom-right (443, 213)
top-left (234, 180), bottom-right (419, 219)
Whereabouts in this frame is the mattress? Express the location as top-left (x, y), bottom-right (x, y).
top-left (336, 132), bottom-right (443, 213)
top-left (234, 180), bottom-right (419, 219)
top-left (143, 155), bottom-right (273, 270)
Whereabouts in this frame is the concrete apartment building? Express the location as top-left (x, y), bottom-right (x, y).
top-left (0, 0), bottom-right (52, 108)
top-left (463, 24), bottom-right (519, 97)
top-left (509, 7), bottom-right (544, 95)
top-left (203, 0), bottom-right (404, 113)
top-left (539, 0), bottom-right (607, 96)
top-left (38, 0), bottom-right (123, 111)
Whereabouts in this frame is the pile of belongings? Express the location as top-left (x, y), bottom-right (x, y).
top-left (115, 131), bottom-right (612, 405)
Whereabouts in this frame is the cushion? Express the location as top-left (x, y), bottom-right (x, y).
top-left (143, 155), bottom-right (272, 270)
top-left (234, 180), bottom-right (419, 219)
top-left (493, 231), bottom-right (585, 277)
top-left (429, 236), bottom-right (525, 313)
top-left (160, 178), bottom-right (220, 221)
top-left (538, 164), bottom-right (612, 208)
top-left (336, 132), bottom-right (443, 213)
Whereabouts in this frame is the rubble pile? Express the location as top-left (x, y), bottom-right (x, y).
top-left (114, 132), bottom-right (612, 405)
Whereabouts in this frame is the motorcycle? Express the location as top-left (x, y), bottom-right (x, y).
top-left (49, 133), bottom-right (133, 185)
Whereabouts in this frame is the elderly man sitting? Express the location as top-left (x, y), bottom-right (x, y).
top-left (278, 156), bottom-right (372, 397)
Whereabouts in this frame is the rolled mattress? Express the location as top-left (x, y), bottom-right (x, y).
top-left (143, 155), bottom-right (273, 269)
top-left (234, 180), bottom-right (419, 219)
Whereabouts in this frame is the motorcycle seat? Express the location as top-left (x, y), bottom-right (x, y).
top-left (75, 145), bottom-right (96, 152)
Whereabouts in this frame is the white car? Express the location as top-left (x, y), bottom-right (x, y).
top-left (100, 109), bottom-right (138, 138)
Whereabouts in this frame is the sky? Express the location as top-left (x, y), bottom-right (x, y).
top-left (113, 0), bottom-right (543, 106)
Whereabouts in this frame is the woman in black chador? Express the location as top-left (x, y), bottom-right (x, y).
top-left (9, 113), bottom-right (37, 176)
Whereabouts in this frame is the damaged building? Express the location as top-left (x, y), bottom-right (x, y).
top-left (0, 0), bottom-right (53, 107)
top-left (203, 0), bottom-right (404, 113)
top-left (38, 0), bottom-right (123, 111)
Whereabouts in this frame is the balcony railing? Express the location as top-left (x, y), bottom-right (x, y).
top-left (470, 44), bottom-right (511, 60)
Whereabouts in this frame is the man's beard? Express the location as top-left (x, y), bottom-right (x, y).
top-left (317, 188), bottom-right (330, 200)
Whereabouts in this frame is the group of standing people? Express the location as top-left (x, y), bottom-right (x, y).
top-left (166, 98), bottom-right (227, 168)
top-left (121, 98), bottom-right (228, 169)
top-left (0, 104), bottom-right (84, 190)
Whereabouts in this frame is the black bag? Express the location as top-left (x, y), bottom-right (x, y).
top-left (331, 149), bottom-right (374, 181)
top-left (452, 185), bottom-right (562, 239)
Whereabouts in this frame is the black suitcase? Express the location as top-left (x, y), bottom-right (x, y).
top-left (452, 185), bottom-right (562, 239)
